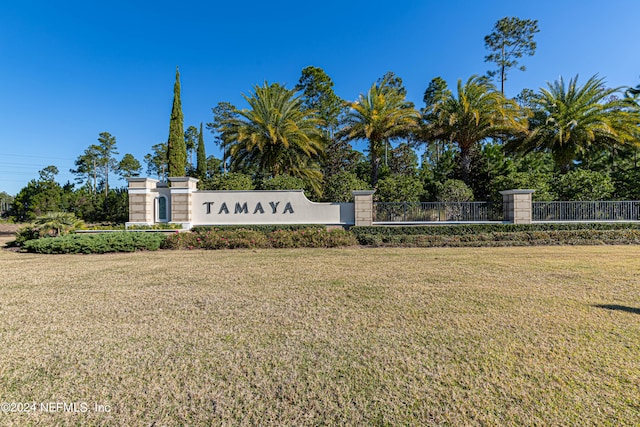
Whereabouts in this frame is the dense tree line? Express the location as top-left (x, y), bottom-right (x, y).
top-left (7, 130), bottom-right (139, 222)
top-left (195, 17), bottom-right (639, 203)
top-left (201, 66), bottom-right (639, 204)
top-left (8, 165), bottom-right (130, 223)
top-left (5, 16), bottom-right (640, 223)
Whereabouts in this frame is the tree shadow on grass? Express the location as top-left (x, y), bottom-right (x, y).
top-left (594, 304), bottom-right (640, 315)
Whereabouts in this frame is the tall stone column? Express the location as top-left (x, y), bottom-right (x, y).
top-left (500, 189), bottom-right (535, 224)
top-left (352, 190), bottom-right (376, 226)
top-left (126, 178), bottom-right (159, 226)
top-left (168, 177), bottom-right (199, 229)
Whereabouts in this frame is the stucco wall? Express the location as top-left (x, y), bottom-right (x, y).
top-left (191, 190), bottom-right (354, 225)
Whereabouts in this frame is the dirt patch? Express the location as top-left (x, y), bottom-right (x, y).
top-left (0, 223), bottom-right (19, 236)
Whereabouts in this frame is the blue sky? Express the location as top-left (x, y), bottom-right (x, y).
top-left (1, 0), bottom-right (639, 195)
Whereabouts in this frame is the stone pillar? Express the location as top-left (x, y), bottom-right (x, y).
top-left (168, 177), bottom-right (199, 229)
top-left (352, 190), bottom-right (376, 226)
top-left (500, 189), bottom-right (535, 224)
top-left (126, 178), bottom-right (159, 226)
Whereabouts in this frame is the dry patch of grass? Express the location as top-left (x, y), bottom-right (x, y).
top-left (1, 242), bottom-right (639, 426)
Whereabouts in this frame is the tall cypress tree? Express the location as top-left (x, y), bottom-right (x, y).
top-left (196, 122), bottom-right (207, 179)
top-left (167, 67), bottom-right (187, 177)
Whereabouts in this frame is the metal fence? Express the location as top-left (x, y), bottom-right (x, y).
top-left (533, 201), bottom-right (640, 222)
top-left (374, 202), bottom-right (502, 223)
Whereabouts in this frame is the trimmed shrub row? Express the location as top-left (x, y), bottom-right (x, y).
top-left (351, 222), bottom-right (640, 238)
top-left (22, 232), bottom-right (167, 254)
top-left (356, 229), bottom-right (640, 247)
top-left (162, 228), bottom-right (357, 250)
top-left (17, 223), bottom-right (640, 253)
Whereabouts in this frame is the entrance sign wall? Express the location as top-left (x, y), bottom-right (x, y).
top-left (127, 177), bottom-right (369, 229)
top-left (128, 177), bottom-right (533, 228)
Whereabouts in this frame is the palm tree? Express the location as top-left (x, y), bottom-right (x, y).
top-left (220, 82), bottom-right (325, 194)
top-left (507, 75), bottom-right (640, 173)
top-left (428, 75), bottom-right (527, 184)
top-left (33, 212), bottom-right (84, 237)
top-left (339, 82), bottom-right (420, 186)
top-left (626, 82), bottom-right (640, 98)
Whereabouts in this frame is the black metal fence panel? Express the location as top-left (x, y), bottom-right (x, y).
top-left (374, 202), bottom-right (503, 223)
top-left (533, 201), bottom-right (640, 222)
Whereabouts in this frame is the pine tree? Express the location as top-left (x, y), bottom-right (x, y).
top-left (484, 17), bottom-right (539, 94)
top-left (196, 122), bottom-right (207, 179)
top-left (96, 132), bottom-right (118, 196)
top-left (167, 67), bottom-right (187, 177)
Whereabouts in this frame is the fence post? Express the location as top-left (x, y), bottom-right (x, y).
top-left (168, 177), bottom-right (199, 229)
top-left (352, 190), bottom-right (376, 226)
top-left (126, 177), bottom-right (159, 227)
top-left (500, 189), bottom-right (535, 224)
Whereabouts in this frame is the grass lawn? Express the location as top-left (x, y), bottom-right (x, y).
top-left (1, 238), bottom-right (639, 426)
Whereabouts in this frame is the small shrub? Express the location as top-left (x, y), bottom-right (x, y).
top-left (436, 179), bottom-right (474, 202)
top-left (13, 225), bottom-right (42, 246)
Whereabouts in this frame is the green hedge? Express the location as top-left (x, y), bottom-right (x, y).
top-left (22, 232), bottom-right (167, 254)
top-left (163, 227), bottom-right (357, 250)
top-left (352, 223), bottom-right (640, 247)
top-left (352, 223), bottom-right (640, 238)
top-left (18, 223), bottom-right (640, 253)
top-left (355, 228), bottom-right (640, 247)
